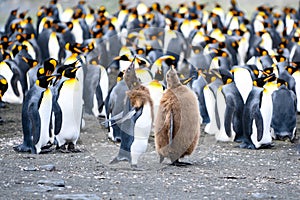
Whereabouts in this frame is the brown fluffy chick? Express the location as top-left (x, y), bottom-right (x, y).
top-left (154, 66), bottom-right (201, 166)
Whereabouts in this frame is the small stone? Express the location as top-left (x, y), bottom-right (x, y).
top-left (251, 192), bottom-right (277, 199)
top-left (23, 166), bottom-right (38, 171)
top-left (40, 164), bottom-right (56, 171)
top-left (37, 179), bottom-right (65, 187)
top-left (53, 194), bottom-right (101, 200)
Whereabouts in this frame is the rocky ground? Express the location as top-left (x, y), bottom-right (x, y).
top-left (0, 103), bottom-right (299, 200)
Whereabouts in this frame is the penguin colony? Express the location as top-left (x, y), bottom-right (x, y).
top-left (0, 0), bottom-right (299, 167)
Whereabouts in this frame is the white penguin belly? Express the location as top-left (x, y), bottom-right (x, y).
top-left (251, 92), bottom-right (273, 148)
top-left (234, 68), bottom-right (253, 103)
top-left (35, 89), bottom-right (53, 153)
top-left (99, 66), bottom-right (109, 117)
top-left (0, 64), bottom-right (23, 104)
top-left (48, 32), bottom-right (60, 61)
top-left (130, 103), bottom-right (152, 165)
top-left (292, 71), bottom-right (300, 112)
top-left (203, 86), bottom-right (219, 135)
top-left (56, 79), bottom-right (82, 146)
top-left (72, 20), bottom-right (83, 44)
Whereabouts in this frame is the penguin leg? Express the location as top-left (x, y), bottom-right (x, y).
top-left (170, 159), bottom-right (192, 167)
top-left (130, 164), bottom-right (145, 171)
top-left (67, 142), bottom-right (81, 153)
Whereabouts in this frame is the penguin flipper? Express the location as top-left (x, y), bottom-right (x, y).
top-left (11, 68), bottom-right (21, 97)
top-left (95, 84), bottom-right (104, 113)
top-left (224, 104), bottom-right (234, 138)
top-left (29, 103), bottom-right (41, 146)
top-left (253, 107), bottom-right (264, 142)
top-left (52, 101), bottom-right (62, 135)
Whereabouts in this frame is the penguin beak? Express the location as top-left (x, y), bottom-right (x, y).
top-left (47, 76), bottom-right (56, 82)
top-left (71, 68), bottom-right (78, 73)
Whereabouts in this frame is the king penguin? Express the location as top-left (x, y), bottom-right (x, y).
top-left (110, 58), bottom-right (154, 168)
top-left (241, 76), bottom-right (274, 149)
top-left (155, 66), bottom-right (201, 166)
top-left (83, 60), bottom-right (109, 118)
top-left (271, 78), bottom-right (297, 142)
top-left (53, 65), bottom-right (83, 152)
top-left (215, 68), bottom-right (244, 142)
top-left (13, 75), bottom-right (55, 154)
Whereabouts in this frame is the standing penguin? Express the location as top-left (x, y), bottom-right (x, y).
top-left (271, 79), bottom-right (297, 142)
top-left (110, 58), bottom-right (154, 168)
top-left (13, 75), bottom-right (55, 154)
top-left (53, 65), bottom-right (83, 152)
top-left (155, 66), bottom-right (201, 166)
top-left (241, 84), bottom-right (273, 149)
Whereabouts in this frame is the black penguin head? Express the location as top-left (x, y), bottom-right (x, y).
top-left (253, 73), bottom-right (275, 87)
top-left (22, 56), bottom-right (38, 69)
top-left (166, 66), bottom-right (181, 89)
top-left (36, 75), bottom-right (55, 88)
top-left (62, 66), bottom-right (80, 79)
top-left (44, 58), bottom-right (58, 75)
top-left (219, 68), bottom-right (233, 84)
top-left (0, 75), bottom-right (8, 99)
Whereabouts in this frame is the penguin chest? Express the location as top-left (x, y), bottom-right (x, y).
top-left (57, 79), bottom-right (82, 142)
top-left (36, 89), bottom-right (53, 152)
top-left (48, 32), bottom-right (60, 60)
top-left (131, 103), bottom-right (152, 157)
top-left (72, 20), bottom-right (83, 44)
top-left (203, 85), bottom-right (218, 135)
top-left (134, 102), bottom-right (153, 140)
top-left (234, 69), bottom-right (253, 103)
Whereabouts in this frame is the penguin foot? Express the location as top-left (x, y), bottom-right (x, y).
top-left (234, 137), bottom-right (244, 143)
top-left (13, 144), bottom-right (32, 153)
top-left (68, 143), bottom-right (81, 153)
top-left (110, 156), bottom-right (129, 164)
top-left (171, 160), bottom-right (192, 167)
top-left (239, 142), bottom-right (256, 149)
top-left (41, 142), bottom-right (54, 150)
top-left (57, 144), bottom-right (70, 153)
top-left (0, 101), bottom-right (7, 108)
top-left (40, 148), bottom-right (55, 154)
top-left (259, 143), bottom-right (275, 149)
top-left (131, 165), bottom-right (145, 171)
top-left (110, 157), bottom-right (120, 164)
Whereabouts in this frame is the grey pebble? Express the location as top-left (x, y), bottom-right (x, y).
top-left (37, 179), bottom-right (65, 187)
top-left (53, 194), bottom-right (101, 200)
